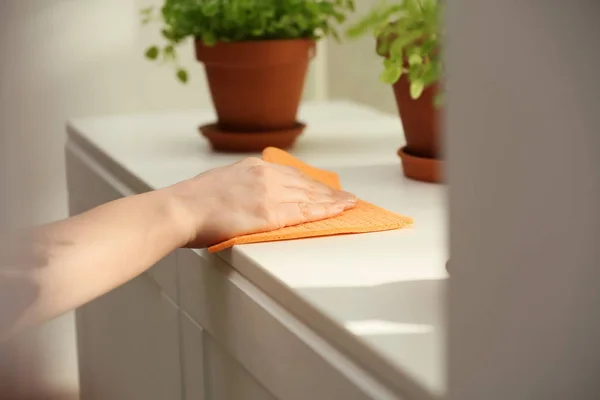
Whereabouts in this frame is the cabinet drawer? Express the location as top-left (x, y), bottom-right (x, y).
top-left (204, 332), bottom-right (277, 400)
top-left (181, 310), bottom-right (276, 400)
top-left (77, 273), bottom-right (181, 400)
top-left (180, 311), bottom-right (205, 400)
top-left (177, 249), bottom-right (400, 400)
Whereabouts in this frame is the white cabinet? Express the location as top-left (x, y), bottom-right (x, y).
top-left (203, 332), bottom-right (277, 400)
top-left (179, 311), bottom-right (205, 400)
top-left (180, 310), bottom-right (276, 400)
top-left (76, 273), bottom-right (181, 400)
top-left (176, 250), bottom-right (397, 400)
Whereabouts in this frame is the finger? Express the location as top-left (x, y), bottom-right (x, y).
top-left (276, 201), bottom-right (347, 227)
top-left (339, 193), bottom-right (358, 210)
top-left (269, 164), bottom-right (328, 188)
top-left (239, 156), bottom-right (266, 166)
top-left (277, 172), bottom-right (337, 194)
top-left (266, 164), bottom-right (358, 206)
top-left (279, 187), bottom-right (338, 204)
top-left (333, 190), bottom-right (358, 208)
top-left (279, 183), bottom-right (358, 207)
top-left (277, 175), bottom-right (322, 192)
top-left (270, 164), bottom-right (303, 177)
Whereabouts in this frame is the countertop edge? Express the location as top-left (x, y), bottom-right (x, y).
top-left (217, 248), bottom-right (439, 400)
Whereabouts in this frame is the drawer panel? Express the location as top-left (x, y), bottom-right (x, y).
top-left (77, 273), bottom-right (181, 400)
top-left (180, 311), bottom-right (205, 400)
top-left (204, 331), bottom-right (276, 400)
top-left (177, 249), bottom-right (400, 400)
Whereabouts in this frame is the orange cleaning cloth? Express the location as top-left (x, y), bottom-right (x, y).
top-left (208, 147), bottom-right (413, 252)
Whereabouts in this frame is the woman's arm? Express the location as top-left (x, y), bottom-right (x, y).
top-left (0, 157), bottom-right (356, 339)
top-left (0, 189), bottom-right (188, 340)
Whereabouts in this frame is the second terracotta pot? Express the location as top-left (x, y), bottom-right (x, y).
top-left (195, 39), bottom-right (315, 132)
top-left (392, 76), bottom-right (441, 160)
top-left (392, 75), bottom-right (443, 183)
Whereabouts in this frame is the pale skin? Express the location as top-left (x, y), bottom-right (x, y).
top-left (0, 157), bottom-right (357, 341)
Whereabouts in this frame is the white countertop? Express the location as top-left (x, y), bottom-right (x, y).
top-left (67, 100), bottom-right (448, 400)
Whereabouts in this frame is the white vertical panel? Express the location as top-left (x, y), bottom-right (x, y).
top-left (180, 311), bottom-right (206, 400)
top-left (447, 2), bottom-right (600, 400)
top-left (325, 0), bottom-right (397, 113)
top-left (313, 39), bottom-right (329, 100)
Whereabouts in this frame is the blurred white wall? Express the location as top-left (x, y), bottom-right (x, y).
top-left (326, 0), bottom-right (397, 114)
top-left (0, 0), bottom-right (320, 397)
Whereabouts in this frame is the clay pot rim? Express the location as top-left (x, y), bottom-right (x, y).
top-left (195, 38), bottom-right (316, 67)
top-left (397, 146), bottom-right (443, 163)
top-left (200, 122), bottom-right (306, 137)
top-left (397, 146), bottom-right (443, 183)
top-left (195, 38), bottom-right (316, 47)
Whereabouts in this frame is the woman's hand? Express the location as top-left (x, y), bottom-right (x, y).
top-left (166, 157), bottom-right (357, 248)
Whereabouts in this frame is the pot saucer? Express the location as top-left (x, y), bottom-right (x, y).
top-left (199, 122), bottom-right (305, 153)
top-left (397, 146), bottom-right (444, 183)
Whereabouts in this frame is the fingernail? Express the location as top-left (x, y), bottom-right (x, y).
top-left (343, 192), bottom-right (358, 204)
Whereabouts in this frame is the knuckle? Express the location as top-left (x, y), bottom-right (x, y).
top-left (241, 156), bottom-right (263, 165)
top-left (248, 164), bottom-right (269, 179)
top-left (254, 180), bottom-right (269, 198)
top-left (284, 165), bottom-right (302, 175)
top-left (298, 202), bottom-right (313, 219)
top-left (254, 203), bottom-right (279, 226)
top-left (253, 202), bottom-right (270, 218)
top-left (303, 189), bottom-right (316, 202)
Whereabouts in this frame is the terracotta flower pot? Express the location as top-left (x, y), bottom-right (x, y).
top-left (393, 77), bottom-right (441, 159)
top-left (393, 76), bottom-right (443, 183)
top-left (195, 39), bottom-right (315, 133)
top-left (377, 33), bottom-right (444, 183)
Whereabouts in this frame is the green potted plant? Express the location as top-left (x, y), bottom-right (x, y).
top-left (141, 0), bottom-right (355, 153)
top-left (347, 0), bottom-right (443, 183)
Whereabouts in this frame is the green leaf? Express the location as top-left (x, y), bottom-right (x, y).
top-left (345, 0), bottom-right (442, 92)
top-left (389, 38), bottom-right (404, 58)
top-left (142, 1), bottom-right (357, 80)
top-left (176, 69), bottom-right (188, 84)
top-left (153, 0), bottom-right (355, 43)
top-left (408, 53), bottom-right (423, 65)
top-left (421, 38), bottom-right (437, 56)
top-left (420, 62), bottom-right (439, 86)
top-left (163, 45), bottom-right (176, 62)
top-left (410, 79), bottom-right (425, 99)
top-left (380, 60), bottom-right (402, 84)
top-left (161, 29), bottom-right (175, 41)
top-left (329, 27), bottom-right (341, 42)
top-left (140, 6), bottom-right (154, 25)
top-left (145, 46), bottom-right (159, 60)
top-left (140, 6), bottom-right (152, 15)
top-left (377, 40), bottom-right (392, 57)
